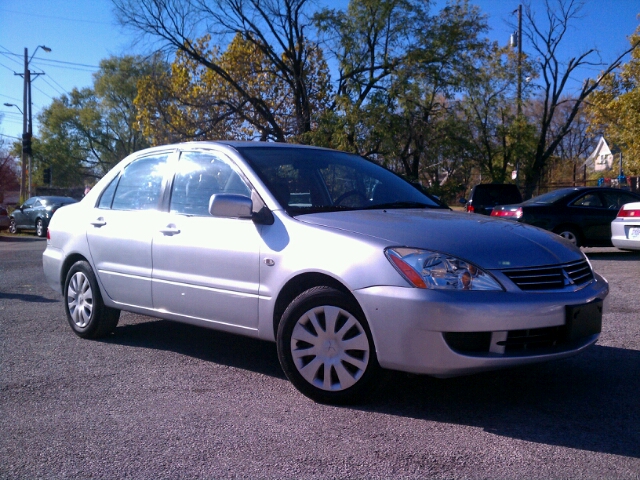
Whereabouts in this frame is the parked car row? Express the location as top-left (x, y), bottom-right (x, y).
top-left (43, 141), bottom-right (608, 404)
top-left (489, 187), bottom-right (640, 248)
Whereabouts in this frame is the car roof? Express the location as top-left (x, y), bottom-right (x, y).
top-left (127, 141), bottom-right (342, 159)
top-left (38, 196), bottom-right (77, 202)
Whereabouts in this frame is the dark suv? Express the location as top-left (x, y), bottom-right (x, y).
top-left (462, 184), bottom-right (523, 215)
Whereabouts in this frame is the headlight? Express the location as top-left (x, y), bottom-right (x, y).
top-left (385, 247), bottom-right (503, 291)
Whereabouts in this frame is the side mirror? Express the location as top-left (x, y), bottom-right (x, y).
top-left (459, 198), bottom-right (467, 205)
top-left (209, 194), bottom-right (253, 219)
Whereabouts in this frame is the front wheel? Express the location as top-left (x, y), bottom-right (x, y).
top-left (9, 218), bottom-right (18, 234)
top-left (277, 286), bottom-right (380, 404)
top-left (36, 218), bottom-right (46, 237)
top-left (64, 260), bottom-right (120, 339)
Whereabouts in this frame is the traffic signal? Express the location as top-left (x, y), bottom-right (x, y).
top-left (43, 167), bottom-right (51, 184)
top-left (22, 132), bottom-right (32, 155)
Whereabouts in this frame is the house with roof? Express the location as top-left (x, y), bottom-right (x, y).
top-left (585, 137), bottom-right (619, 172)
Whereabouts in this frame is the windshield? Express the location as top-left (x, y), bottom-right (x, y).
top-left (523, 188), bottom-right (574, 205)
top-left (237, 146), bottom-right (442, 214)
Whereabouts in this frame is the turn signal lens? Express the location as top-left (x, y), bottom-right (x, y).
top-left (385, 248), bottom-right (503, 291)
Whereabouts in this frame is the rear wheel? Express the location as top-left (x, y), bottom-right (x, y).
top-left (554, 225), bottom-right (581, 247)
top-left (277, 286), bottom-right (380, 404)
top-left (64, 260), bottom-right (120, 339)
top-left (36, 218), bottom-right (46, 237)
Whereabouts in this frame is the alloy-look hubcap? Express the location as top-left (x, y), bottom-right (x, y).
top-left (290, 305), bottom-right (370, 392)
top-left (67, 272), bottom-right (94, 328)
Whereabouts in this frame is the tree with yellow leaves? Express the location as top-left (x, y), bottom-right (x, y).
top-left (587, 31), bottom-right (640, 176)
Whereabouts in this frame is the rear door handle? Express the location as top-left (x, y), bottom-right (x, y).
top-left (159, 224), bottom-right (181, 236)
top-left (90, 218), bottom-right (106, 227)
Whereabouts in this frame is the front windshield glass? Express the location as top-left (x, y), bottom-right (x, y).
top-left (524, 188), bottom-right (574, 205)
top-left (237, 146), bottom-right (442, 214)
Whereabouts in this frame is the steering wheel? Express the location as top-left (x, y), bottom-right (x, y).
top-left (334, 190), bottom-right (368, 206)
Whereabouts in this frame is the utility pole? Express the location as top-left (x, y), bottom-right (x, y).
top-left (517, 4), bottom-right (523, 118)
top-left (511, 5), bottom-right (523, 188)
top-left (20, 48), bottom-right (28, 203)
top-left (15, 45), bottom-right (51, 202)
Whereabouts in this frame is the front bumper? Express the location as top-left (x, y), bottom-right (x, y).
top-left (353, 273), bottom-right (608, 376)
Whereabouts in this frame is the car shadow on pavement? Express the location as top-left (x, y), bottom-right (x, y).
top-left (103, 317), bottom-right (285, 380)
top-left (370, 344), bottom-right (640, 458)
top-left (0, 235), bottom-right (43, 242)
top-left (102, 314), bottom-right (638, 458)
top-left (0, 292), bottom-right (59, 303)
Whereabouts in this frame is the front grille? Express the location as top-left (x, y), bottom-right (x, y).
top-left (503, 260), bottom-right (593, 291)
top-left (443, 324), bottom-right (592, 356)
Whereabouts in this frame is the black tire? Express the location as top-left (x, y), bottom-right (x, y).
top-left (277, 286), bottom-right (380, 404)
top-left (554, 225), bottom-right (582, 247)
top-left (64, 260), bottom-right (120, 339)
top-left (36, 218), bottom-right (46, 237)
top-left (9, 218), bottom-right (18, 234)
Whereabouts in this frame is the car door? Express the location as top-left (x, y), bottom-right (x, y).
top-left (151, 149), bottom-right (261, 330)
top-left (565, 192), bottom-right (613, 244)
top-left (15, 197), bottom-right (37, 228)
top-left (86, 152), bottom-right (172, 309)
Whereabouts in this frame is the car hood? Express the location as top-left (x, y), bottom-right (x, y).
top-left (297, 209), bottom-right (583, 270)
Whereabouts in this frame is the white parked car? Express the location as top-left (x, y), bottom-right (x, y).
top-left (611, 201), bottom-right (640, 250)
top-left (43, 142), bottom-right (609, 404)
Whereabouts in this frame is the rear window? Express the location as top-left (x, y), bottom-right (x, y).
top-left (472, 185), bottom-right (522, 205)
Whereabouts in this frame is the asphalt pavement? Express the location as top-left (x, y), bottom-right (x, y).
top-left (1, 234), bottom-right (639, 479)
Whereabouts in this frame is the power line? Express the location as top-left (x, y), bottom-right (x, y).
top-left (0, 93), bottom-right (23, 103)
top-left (0, 49), bottom-right (99, 70)
top-left (0, 133), bottom-right (22, 140)
top-left (40, 76), bottom-right (67, 97)
top-left (0, 8), bottom-right (116, 26)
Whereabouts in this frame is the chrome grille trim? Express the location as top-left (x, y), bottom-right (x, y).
top-left (502, 260), bottom-right (594, 291)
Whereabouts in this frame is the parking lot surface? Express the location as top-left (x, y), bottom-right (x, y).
top-left (1, 235), bottom-right (639, 478)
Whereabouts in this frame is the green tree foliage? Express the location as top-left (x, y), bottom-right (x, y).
top-left (36, 55), bottom-right (156, 186)
top-left (457, 44), bottom-right (537, 184)
top-left (587, 31), bottom-right (640, 176)
top-left (312, 0), bottom-right (491, 187)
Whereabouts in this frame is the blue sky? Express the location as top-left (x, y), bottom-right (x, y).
top-left (1, 0), bottom-right (639, 143)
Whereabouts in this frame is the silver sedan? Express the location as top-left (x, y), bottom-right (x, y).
top-left (611, 201), bottom-right (640, 250)
top-left (43, 142), bottom-right (609, 404)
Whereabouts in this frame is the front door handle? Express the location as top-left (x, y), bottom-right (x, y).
top-left (90, 217), bottom-right (106, 227)
top-left (159, 224), bottom-right (181, 236)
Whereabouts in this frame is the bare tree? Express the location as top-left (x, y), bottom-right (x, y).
top-left (518, 0), bottom-right (640, 198)
top-left (113, 0), bottom-right (323, 142)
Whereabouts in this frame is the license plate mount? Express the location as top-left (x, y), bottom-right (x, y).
top-left (565, 300), bottom-right (603, 342)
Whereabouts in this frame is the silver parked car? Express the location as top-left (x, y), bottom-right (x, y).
top-left (611, 201), bottom-right (640, 250)
top-left (43, 142), bottom-right (609, 404)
